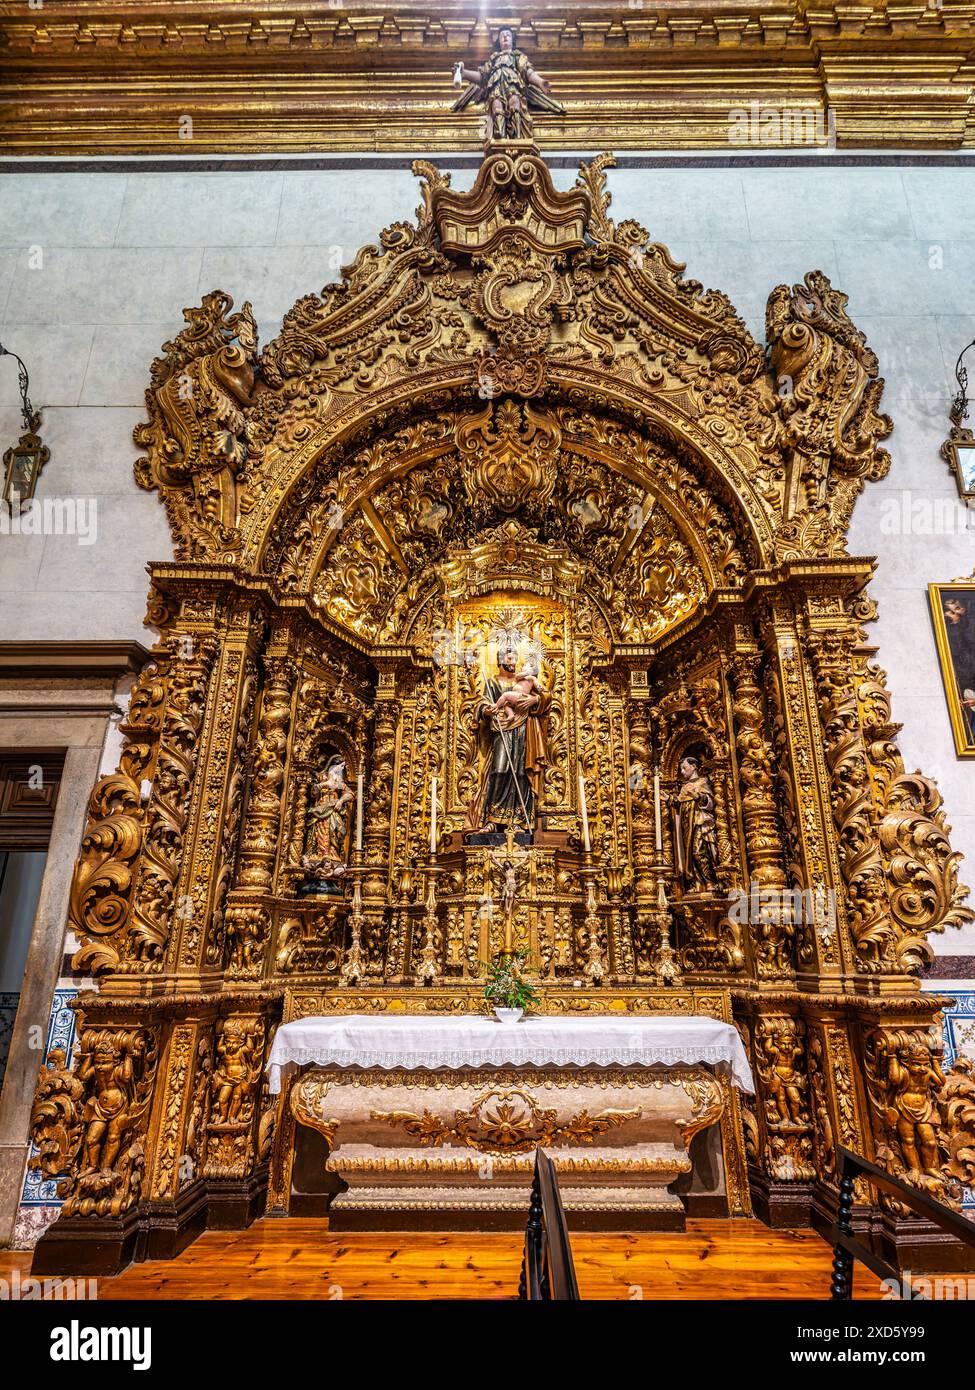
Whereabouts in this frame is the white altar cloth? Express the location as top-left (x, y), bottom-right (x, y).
top-left (266, 1013), bottom-right (754, 1094)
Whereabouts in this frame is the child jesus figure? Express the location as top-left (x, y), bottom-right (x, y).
top-left (485, 660), bottom-right (543, 728)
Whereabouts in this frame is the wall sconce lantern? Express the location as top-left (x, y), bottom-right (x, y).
top-left (942, 337), bottom-right (975, 505)
top-left (1, 342), bottom-right (49, 505)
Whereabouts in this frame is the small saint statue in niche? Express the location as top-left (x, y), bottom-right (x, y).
top-left (671, 755), bottom-right (721, 894)
top-left (300, 754), bottom-right (354, 896)
top-left (452, 27), bottom-right (564, 143)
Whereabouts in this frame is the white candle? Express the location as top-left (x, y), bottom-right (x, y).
top-left (355, 771), bottom-right (364, 852)
top-left (578, 771), bottom-right (591, 854)
top-left (653, 766), bottom-right (663, 853)
top-left (430, 775), bottom-right (438, 854)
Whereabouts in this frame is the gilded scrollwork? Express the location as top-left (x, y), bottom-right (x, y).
top-left (134, 291), bottom-right (272, 559)
top-left (372, 1088), bottom-right (641, 1155)
top-left (766, 269), bottom-right (892, 554)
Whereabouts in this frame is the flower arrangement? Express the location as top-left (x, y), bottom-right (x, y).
top-left (481, 950), bottom-right (540, 1014)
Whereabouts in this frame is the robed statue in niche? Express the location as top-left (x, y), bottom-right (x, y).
top-left (671, 754), bottom-right (720, 893)
top-left (300, 754), bottom-right (354, 893)
top-left (465, 643), bottom-right (550, 840)
top-left (452, 27), bottom-right (564, 143)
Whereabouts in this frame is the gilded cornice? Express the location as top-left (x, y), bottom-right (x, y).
top-left (3, 1), bottom-right (975, 153)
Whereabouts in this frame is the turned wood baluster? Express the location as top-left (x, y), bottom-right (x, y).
top-left (829, 1160), bottom-right (855, 1300)
top-left (519, 1157), bottom-right (544, 1300)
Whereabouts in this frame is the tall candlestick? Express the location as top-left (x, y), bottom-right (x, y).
top-left (653, 766), bottom-right (663, 853)
top-left (430, 775), bottom-right (438, 855)
top-left (355, 771), bottom-right (364, 852)
top-left (578, 771), bottom-right (591, 854)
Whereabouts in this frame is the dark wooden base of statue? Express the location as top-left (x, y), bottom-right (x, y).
top-left (749, 1172), bottom-right (814, 1228)
top-left (31, 1208), bottom-right (144, 1278)
top-left (870, 1211), bottom-right (975, 1275)
top-left (810, 1185), bottom-right (975, 1275)
top-left (296, 878), bottom-right (344, 898)
top-left (142, 1181), bottom-right (210, 1261)
top-left (205, 1169), bottom-right (270, 1230)
top-left (451, 824), bottom-right (567, 852)
top-left (461, 829), bottom-right (534, 847)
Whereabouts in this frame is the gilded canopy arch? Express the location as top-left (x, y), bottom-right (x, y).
top-left (257, 391), bottom-right (763, 649)
top-left (28, 144), bottom-right (975, 1276)
top-left (135, 150), bottom-right (888, 584)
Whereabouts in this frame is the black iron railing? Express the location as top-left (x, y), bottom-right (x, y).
top-left (830, 1145), bottom-right (975, 1299)
top-left (519, 1149), bottom-right (580, 1301)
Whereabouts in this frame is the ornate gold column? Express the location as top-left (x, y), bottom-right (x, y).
top-left (361, 663), bottom-right (401, 971)
top-left (758, 597), bottom-right (850, 984)
top-left (624, 691), bottom-right (657, 975)
top-left (237, 644), bottom-right (298, 894)
top-left (726, 638), bottom-right (792, 987)
top-left (806, 622), bottom-right (900, 976)
top-left (727, 642), bottom-right (788, 894)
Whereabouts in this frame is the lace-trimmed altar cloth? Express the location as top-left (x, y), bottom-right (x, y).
top-left (266, 1013), bottom-right (754, 1094)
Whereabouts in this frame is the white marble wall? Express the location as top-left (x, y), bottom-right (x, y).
top-left (1, 158), bottom-right (973, 951)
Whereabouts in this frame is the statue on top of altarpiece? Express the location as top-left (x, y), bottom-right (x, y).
top-left (464, 644), bottom-right (551, 840)
top-left (452, 27), bottom-right (564, 143)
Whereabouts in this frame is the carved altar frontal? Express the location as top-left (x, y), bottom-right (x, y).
top-left (291, 1063), bottom-right (726, 1231)
top-left (274, 1005), bottom-right (751, 1229)
top-left (29, 138), bottom-right (975, 1274)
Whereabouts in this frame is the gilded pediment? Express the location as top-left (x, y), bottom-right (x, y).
top-left (135, 145), bottom-right (891, 612)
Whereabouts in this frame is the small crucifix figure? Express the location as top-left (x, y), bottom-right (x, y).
top-left (488, 825), bottom-right (530, 955)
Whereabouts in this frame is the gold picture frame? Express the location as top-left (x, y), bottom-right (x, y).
top-left (929, 580), bottom-right (975, 757)
top-left (945, 439), bottom-right (975, 505)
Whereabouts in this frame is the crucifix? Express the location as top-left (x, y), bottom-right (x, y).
top-left (488, 826), bottom-right (531, 955)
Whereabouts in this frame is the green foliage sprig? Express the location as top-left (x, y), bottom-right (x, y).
top-left (480, 950), bottom-right (540, 1012)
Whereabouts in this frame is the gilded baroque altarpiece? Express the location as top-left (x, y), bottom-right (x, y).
top-left (26, 143), bottom-right (975, 1270)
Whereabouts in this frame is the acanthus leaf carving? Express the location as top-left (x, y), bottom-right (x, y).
top-left (766, 270), bottom-right (892, 555)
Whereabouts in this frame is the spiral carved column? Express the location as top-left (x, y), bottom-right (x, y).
top-left (238, 655), bottom-right (297, 894)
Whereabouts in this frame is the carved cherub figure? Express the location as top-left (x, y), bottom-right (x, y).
top-left (484, 658), bottom-right (543, 728)
top-left (763, 1024), bottom-right (806, 1128)
top-left (885, 1042), bottom-right (944, 1177)
top-left (213, 1019), bottom-right (257, 1125)
top-left (78, 1032), bottom-right (143, 1171)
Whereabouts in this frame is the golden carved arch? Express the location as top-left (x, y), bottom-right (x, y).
top-left (268, 398), bottom-right (728, 649)
top-left (134, 150), bottom-right (886, 586)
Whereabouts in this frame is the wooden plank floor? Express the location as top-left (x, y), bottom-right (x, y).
top-left (0, 1218), bottom-right (891, 1299)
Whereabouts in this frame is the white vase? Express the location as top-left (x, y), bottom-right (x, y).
top-left (493, 1007), bottom-right (524, 1023)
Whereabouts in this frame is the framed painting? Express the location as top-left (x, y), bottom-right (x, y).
top-left (929, 580), bottom-right (975, 757)
top-left (945, 439), bottom-right (975, 504)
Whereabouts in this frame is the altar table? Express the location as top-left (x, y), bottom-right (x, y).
top-left (268, 1014), bottom-right (753, 1230)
